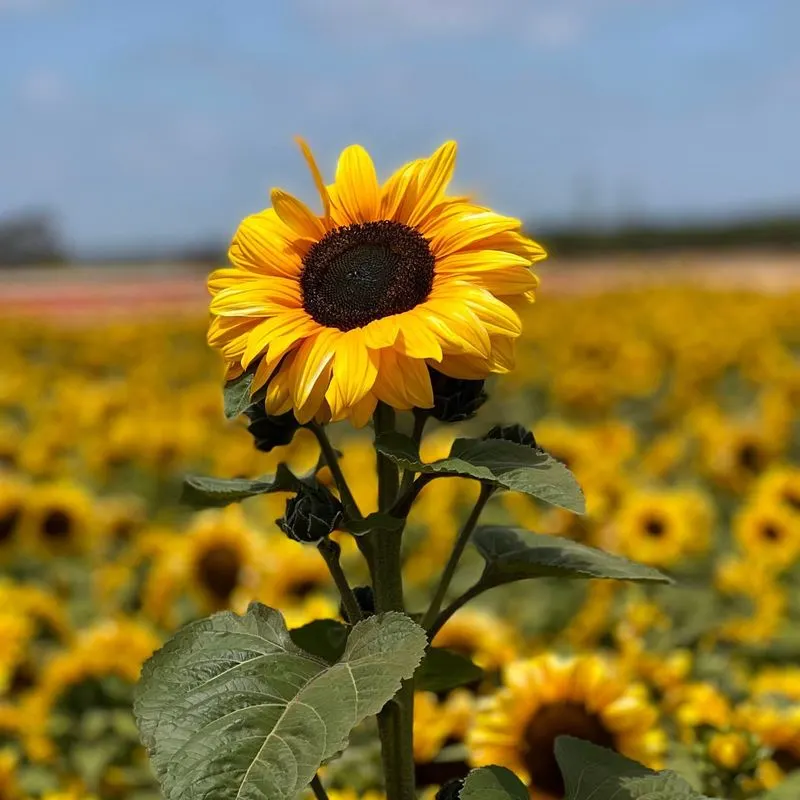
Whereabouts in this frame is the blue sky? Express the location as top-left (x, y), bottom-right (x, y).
top-left (1, 0), bottom-right (798, 251)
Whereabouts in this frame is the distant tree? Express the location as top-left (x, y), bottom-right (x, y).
top-left (0, 211), bottom-right (67, 266)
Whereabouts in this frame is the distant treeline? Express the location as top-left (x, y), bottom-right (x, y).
top-left (1, 209), bottom-right (799, 267)
top-left (536, 214), bottom-right (800, 258)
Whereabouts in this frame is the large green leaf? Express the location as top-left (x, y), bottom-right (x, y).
top-left (473, 526), bottom-right (672, 586)
top-left (181, 463), bottom-right (302, 508)
top-left (555, 737), bottom-right (705, 800)
top-left (375, 432), bottom-right (585, 513)
top-left (415, 647), bottom-right (484, 693)
top-left (459, 766), bottom-right (529, 800)
top-left (223, 371), bottom-right (255, 420)
top-left (134, 603), bottom-right (426, 800)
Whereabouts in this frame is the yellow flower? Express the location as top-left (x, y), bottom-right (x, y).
top-left (664, 682), bottom-right (732, 735)
top-left (751, 667), bottom-right (800, 702)
top-left (753, 465), bottom-right (800, 518)
top-left (0, 476), bottom-right (27, 562)
top-left (413, 692), bottom-right (452, 764)
top-left (208, 139), bottom-right (545, 426)
top-left (19, 481), bottom-right (99, 556)
top-left (733, 499), bottom-right (800, 571)
top-left (707, 730), bottom-right (752, 771)
top-left (468, 654), bottom-right (664, 797)
top-left (0, 748), bottom-right (23, 800)
top-left (611, 488), bottom-right (710, 567)
top-left (0, 611), bottom-right (34, 695)
top-left (432, 609), bottom-right (519, 672)
top-left (735, 701), bottom-right (800, 772)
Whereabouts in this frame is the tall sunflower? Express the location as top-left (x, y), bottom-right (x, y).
top-left (208, 140), bottom-right (545, 425)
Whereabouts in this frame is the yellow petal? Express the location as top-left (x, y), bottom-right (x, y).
top-left (374, 349), bottom-right (433, 409)
top-left (380, 159), bottom-right (425, 222)
top-left (407, 141), bottom-right (457, 228)
top-left (424, 301), bottom-right (492, 358)
top-left (332, 144), bottom-right (380, 223)
top-left (474, 266), bottom-right (540, 296)
top-left (210, 279), bottom-right (302, 316)
top-left (265, 353), bottom-right (296, 416)
top-left (295, 361), bottom-right (333, 424)
top-left (363, 316), bottom-right (400, 349)
top-left (349, 391), bottom-right (378, 428)
top-left (295, 137), bottom-right (331, 219)
top-left (207, 268), bottom-right (242, 295)
top-left (229, 210), bottom-right (303, 278)
top-left (395, 313), bottom-right (444, 361)
top-left (431, 353), bottom-right (492, 380)
top-left (271, 188), bottom-right (327, 241)
top-left (437, 285), bottom-right (521, 338)
top-left (429, 211), bottom-right (521, 258)
top-left (326, 329), bottom-right (379, 419)
top-left (434, 250), bottom-right (532, 274)
top-left (242, 310), bottom-right (318, 369)
top-left (289, 328), bottom-right (340, 412)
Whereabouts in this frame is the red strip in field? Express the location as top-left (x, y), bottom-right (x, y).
top-left (1, 256), bottom-right (797, 321)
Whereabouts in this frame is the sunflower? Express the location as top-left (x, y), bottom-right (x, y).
top-left (0, 748), bottom-right (23, 800)
top-left (432, 608), bottom-right (519, 673)
top-left (611, 488), bottom-right (709, 568)
top-left (468, 654), bottom-right (664, 799)
top-left (754, 465), bottom-right (800, 517)
top-left (733, 500), bottom-right (800, 571)
top-left (735, 701), bottom-right (800, 776)
top-left (208, 139), bottom-right (545, 426)
top-left (19, 481), bottom-right (98, 557)
top-left (257, 537), bottom-right (334, 610)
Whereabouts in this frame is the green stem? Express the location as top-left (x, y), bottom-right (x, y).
top-left (427, 581), bottom-right (486, 640)
top-left (371, 403), bottom-right (415, 800)
top-left (317, 538), bottom-right (363, 623)
top-left (310, 774), bottom-right (329, 800)
top-left (421, 484), bottom-right (493, 631)
top-left (399, 410), bottom-right (428, 496)
top-left (309, 422), bottom-right (361, 519)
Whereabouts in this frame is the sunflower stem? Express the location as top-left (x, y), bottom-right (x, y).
top-left (308, 422), bottom-right (362, 519)
top-left (399, 409), bottom-right (428, 496)
top-left (310, 774), bottom-right (329, 800)
top-left (427, 581), bottom-right (487, 640)
top-left (421, 483), bottom-right (493, 631)
top-left (371, 402), bottom-right (415, 800)
top-left (317, 538), bottom-right (362, 623)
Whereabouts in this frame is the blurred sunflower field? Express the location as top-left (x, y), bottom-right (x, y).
top-left (1, 280), bottom-right (799, 800)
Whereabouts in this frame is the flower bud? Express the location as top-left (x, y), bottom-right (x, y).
top-left (244, 404), bottom-right (300, 453)
top-left (277, 484), bottom-right (343, 544)
top-left (340, 585), bottom-right (376, 623)
top-left (484, 423), bottom-right (538, 449)
top-left (427, 369), bottom-right (487, 423)
top-left (435, 779), bottom-right (465, 800)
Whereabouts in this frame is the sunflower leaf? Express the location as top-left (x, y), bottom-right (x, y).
top-left (555, 737), bottom-right (706, 800)
top-left (289, 618), bottom-right (349, 663)
top-left (134, 603), bottom-right (427, 800)
top-left (415, 647), bottom-right (484, 693)
top-left (375, 432), bottom-right (585, 513)
top-left (459, 766), bottom-right (529, 799)
top-left (222, 371), bottom-right (254, 420)
top-left (345, 512), bottom-right (404, 536)
top-left (181, 463), bottom-right (303, 508)
top-left (473, 526), bottom-right (672, 586)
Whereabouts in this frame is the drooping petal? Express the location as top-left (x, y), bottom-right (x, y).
top-left (331, 144), bottom-right (380, 223)
top-left (325, 329), bottom-right (379, 419)
top-left (423, 300), bottom-right (492, 358)
top-left (289, 328), bottom-right (340, 413)
top-left (295, 137), bottom-right (331, 220)
top-left (264, 353), bottom-right (296, 416)
top-left (395, 312), bottom-right (444, 361)
top-left (270, 188), bottom-right (327, 241)
top-left (349, 391), bottom-right (378, 428)
top-left (471, 266), bottom-right (540, 296)
top-left (362, 315), bottom-right (401, 349)
top-left (431, 283), bottom-right (522, 338)
top-left (373, 349), bottom-right (434, 409)
top-left (210, 278), bottom-right (302, 316)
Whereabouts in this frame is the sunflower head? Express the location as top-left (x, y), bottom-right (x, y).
top-left (208, 139), bottom-right (545, 426)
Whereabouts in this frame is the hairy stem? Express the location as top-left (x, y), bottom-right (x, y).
top-left (421, 484), bottom-right (493, 631)
top-left (317, 538), bottom-right (363, 623)
top-left (399, 410), bottom-right (428, 496)
top-left (371, 403), bottom-right (415, 800)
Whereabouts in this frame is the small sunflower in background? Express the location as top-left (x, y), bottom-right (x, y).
top-left (733, 500), bottom-right (800, 572)
top-left (19, 482), bottom-right (99, 557)
top-left (753, 465), bottom-right (800, 517)
top-left (735, 701), bottom-right (800, 778)
top-left (208, 139), bottom-right (545, 425)
top-left (0, 476), bottom-right (27, 562)
top-left (468, 653), bottom-right (664, 799)
top-left (611, 488), bottom-right (709, 568)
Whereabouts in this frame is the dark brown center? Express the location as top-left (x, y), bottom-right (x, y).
top-left (0, 506), bottom-right (20, 543)
top-left (196, 544), bottom-right (241, 602)
top-left (300, 221), bottom-right (435, 331)
top-left (287, 578), bottom-right (324, 601)
top-left (523, 702), bottom-right (615, 797)
top-left (42, 509), bottom-right (73, 541)
top-left (643, 516), bottom-right (666, 538)
top-left (761, 523), bottom-right (782, 542)
top-left (783, 491), bottom-right (800, 511)
top-left (738, 443), bottom-right (763, 473)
